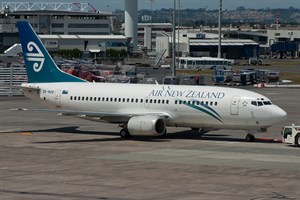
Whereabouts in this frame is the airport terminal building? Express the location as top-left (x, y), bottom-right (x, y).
top-left (156, 32), bottom-right (260, 59)
top-left (0, 2), bottom-right (128, 54)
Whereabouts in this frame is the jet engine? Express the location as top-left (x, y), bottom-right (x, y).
top-left (127, 115), bottom-right (166, 136)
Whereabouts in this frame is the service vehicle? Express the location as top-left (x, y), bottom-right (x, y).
top-left (282, 125), bottom-right (300, 147)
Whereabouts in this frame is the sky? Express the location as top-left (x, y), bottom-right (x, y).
top-left (4, 0), bottom-right (300, 11)
top-left (90, 0), bottom-right (300, 10)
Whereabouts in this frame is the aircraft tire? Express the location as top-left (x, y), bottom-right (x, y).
top-left (246, 134), bottom-right (255, 142)
top-left (251, 134), bottom-right (255, 142)
top-left (120, 129), bottom-right (131, 139)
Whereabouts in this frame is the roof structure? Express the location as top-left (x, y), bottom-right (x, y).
top-left (189, 39), bottom-right (258, 46)
top-left (38, 34), bottom-right (128, 40)
top-left (1, 2), bottom-right (97, 13)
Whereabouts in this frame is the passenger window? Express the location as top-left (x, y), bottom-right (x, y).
top-left (188, 101), bottom-right (191, 105)
top-left (114, 98), bottom-right (117, 102)
top-left (127, 98), bottom-right (130, 102)
top-left (135, 99), bottom-right (138, 103)
top-left (183, 101), bottom-right (186, 104)
top-left (162, 100), bottom-right (165, 104)
top-left (102, 97), bottom-right (105, 101)
top-left (74, 96), bottom-right (77, 100)
top-left (131, 99), bottom-right (134, 103)
top-left (146, 99), bottom-right (148, 103)
top-left (166, 100), bottom-right (169, 104)
top-left (90, 97), bottom-right (93, 101)
top-left (205, 101), bottom-right (208, 105)
top-left (154, 99), bottom-right (157, 104)
top-left (150, 99), bottom-right (153, 103)
top-left (98, 97), bottom-right (101, 101)
top-left (123, 98), bottom-right (126, 102)
top-left (70, 96), bottom-right (73, 100)
top-left (110, 98), bottom-right (113, 102)
top-left (175, 100), bottom-right (177, 104)
top-left (210, 102), bottom-right (213, 106)
top-left (106, 97), bottom-right (109, 101)
top-left (215, 102), bottom-right (218, 106)
top-left (158, 100), bottom-right (161, 104)
top-left (78, 97), bottom-right (81, 100)
top-left (179, 100), bottom-right (182, 104)
top-left (140, 99), bottom-right (143, 103)
top-left (94, 97), bottom-right (97, 101)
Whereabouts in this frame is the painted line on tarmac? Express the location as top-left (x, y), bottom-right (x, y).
top-left (0, 129), bottom-right (22, 133)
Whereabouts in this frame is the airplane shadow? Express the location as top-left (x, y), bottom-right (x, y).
top-left (35, 138), bottom-right (121, 144)
top-left (30, 126), bottom-right (168, 143)
top-left (27, 126), bottom-right (120, 143)
top-left (26, 126), bottom-right (117, 136)
top-left (164, 131), bottom-right (245, 142)
top-left (28, 126), bottom-right (246, 144)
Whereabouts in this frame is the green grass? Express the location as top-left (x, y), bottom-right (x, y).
top-left (269, 59), bottom-right (300, 83)
top-left (280, 72), bottom-right (300, 84)
top-left (270, 60), bottom-right (300, 67)
top-left (175, 59), bottom-right (300, 84)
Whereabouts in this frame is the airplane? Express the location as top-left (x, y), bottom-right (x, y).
top-left (16, 21), bottom-right (287, 141)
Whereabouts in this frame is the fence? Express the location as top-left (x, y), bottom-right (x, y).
top-left (0, 65), bottom-right (27, 96)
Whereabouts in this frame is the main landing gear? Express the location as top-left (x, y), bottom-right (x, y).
top-left (245, 134), bottom-right (255, 142)
top-left (120, 129), bottom-right (131, 139)
top-left (190, 128), bottom-right (210, 136)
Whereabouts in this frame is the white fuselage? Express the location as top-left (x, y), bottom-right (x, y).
top-left (22, 82), bottom-right (287, 130)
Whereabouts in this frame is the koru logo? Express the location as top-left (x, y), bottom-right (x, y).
top-left (26, 41), bottom-right (45, 72)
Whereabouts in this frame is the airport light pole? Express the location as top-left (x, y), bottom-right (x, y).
top-left (217, 0), bottom-right (222, 58)
top-left (172, 0), bottom-right (176, 77)
top-left (149, 0), bottom-right (155, 52)
top-left (177, 0), bottom-right (180, 60)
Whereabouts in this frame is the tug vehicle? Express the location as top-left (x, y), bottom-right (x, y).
top-left (282, 125), bottom-right (300, 147)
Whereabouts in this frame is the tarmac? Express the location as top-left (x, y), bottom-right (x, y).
top-left (0, 87), bottom-right (299, 200)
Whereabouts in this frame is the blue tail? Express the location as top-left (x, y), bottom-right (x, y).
top-left (17, 21), bottom-right (86, 83)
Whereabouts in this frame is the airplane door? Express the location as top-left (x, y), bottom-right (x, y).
top-left (230, 96), bottom-right (240, 115)
top-left (55, 90), bottom-right (61, 108)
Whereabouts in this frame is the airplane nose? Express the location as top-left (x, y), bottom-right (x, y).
top-left (272, 106), bottom-right (287, 124)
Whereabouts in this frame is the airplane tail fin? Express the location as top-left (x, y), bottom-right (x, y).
top-left (17, 21), bottom-right (86, 83)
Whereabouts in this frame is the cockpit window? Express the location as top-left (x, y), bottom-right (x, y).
top-left (257, 101), bottom-right (263, 106)
top-left (252, 100), bottom-right (272, 107)
top-left (263, 101), bottom-right (272, 105)
top-left (251, 101), bottom-right (257, 106)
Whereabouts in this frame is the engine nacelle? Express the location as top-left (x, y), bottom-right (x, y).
top-left (127, 115), bottom-right (166, 136)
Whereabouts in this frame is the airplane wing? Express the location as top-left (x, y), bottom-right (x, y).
top-left (11, 108), bottom-right (171, 123)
